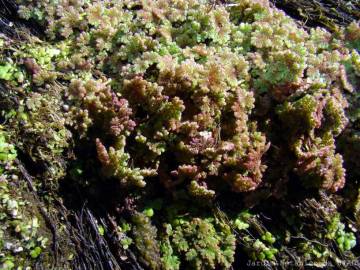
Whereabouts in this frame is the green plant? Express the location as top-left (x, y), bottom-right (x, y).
top-left (0, 131), bottom-right (48, 268)
top-left (162, 216), bottom-right (236, 270)
top-left (0, 0), bottom-right (359, 268)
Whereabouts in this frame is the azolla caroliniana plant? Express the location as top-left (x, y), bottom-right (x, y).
top-left (0, 0), bottom-right (359, 269)
top-left (10, 0), bottom-right (358, 196)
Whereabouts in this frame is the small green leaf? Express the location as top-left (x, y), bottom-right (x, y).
top-left (143, 207), bottom-right (154, 217)
top-left (0, 64), bottom-right (13, 80)
top-left (98, 225), bottom-right (105, 236)
top-left (30, 246), bottom-right (42, 258)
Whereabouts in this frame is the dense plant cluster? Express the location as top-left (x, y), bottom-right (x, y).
top-left (0, 0), bottom-right (359, 269)
top-left (0, 131), bottom-right (48, 269)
